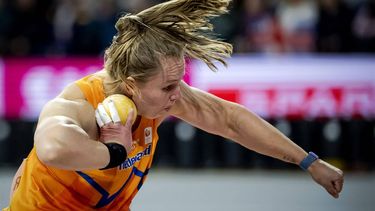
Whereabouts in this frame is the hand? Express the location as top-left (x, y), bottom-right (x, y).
top-left (308, 159), bottom-right (344, 198)
top-left (95, 101), bottom-right (135, 154)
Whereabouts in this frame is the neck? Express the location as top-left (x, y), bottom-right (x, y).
top-left (96, 70), bottom-right (123, 97)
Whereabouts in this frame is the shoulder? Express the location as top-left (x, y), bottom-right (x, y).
top-left (38, 82), bottom-right (95, 128)
top-left (58, 81), bottom-right (87, 101)
top-left (155, 81), bottom-right (206, 125)
top-left (171, 81), bottom-right (215, 116)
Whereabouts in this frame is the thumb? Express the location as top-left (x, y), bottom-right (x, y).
top-left (333, 179), bottom-right (343, 193)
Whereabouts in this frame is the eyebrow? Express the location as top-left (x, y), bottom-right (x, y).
top-left (166, 68), bottom-right (185, 83)
top-left (165, 79), bottom-right (180, 84)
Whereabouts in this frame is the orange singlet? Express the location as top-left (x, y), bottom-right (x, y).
top-left (5, 74), bottom-right (159, 211)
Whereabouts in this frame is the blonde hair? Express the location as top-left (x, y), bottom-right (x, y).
top-left (104, 0), bottom-right (233, 93)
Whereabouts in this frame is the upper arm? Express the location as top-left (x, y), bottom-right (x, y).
top-left (34, 97), bottom-right (94, 162)
top-left (35, 96), bottom-right (91, 135)
top-left (169, 81), bottom-right (241, 138)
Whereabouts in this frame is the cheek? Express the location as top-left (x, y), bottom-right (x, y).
top-left (138, 90), bottom-right (168, 110)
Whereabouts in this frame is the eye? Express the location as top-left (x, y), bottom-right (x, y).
top-left (163, 84), bottom-right (176, 92)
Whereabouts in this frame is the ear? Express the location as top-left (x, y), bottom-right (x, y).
top-left (121, 76), bottom-right (137, 97)
top-left (126, 76), bottom-right (136, 85)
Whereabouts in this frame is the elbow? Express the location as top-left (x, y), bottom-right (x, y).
top-left (225, 103), bottom-right (246, 140)
top-left (34, 116), bottom-right (77, 167)
top-left (36, 141), bottom-right (65, 166)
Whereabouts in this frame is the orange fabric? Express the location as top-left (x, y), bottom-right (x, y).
top-left (6, 74), bottom-right (159, 210)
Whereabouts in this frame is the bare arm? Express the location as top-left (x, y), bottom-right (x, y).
top-left (34, 98), bottom-right (110, 170)
top-left (170, 81), bottom-right (343, 198)
top-left (170, 82), bottom-right (306, 164)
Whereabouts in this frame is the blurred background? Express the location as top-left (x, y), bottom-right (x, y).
top-left (0, 0), bottom-right (374, 210)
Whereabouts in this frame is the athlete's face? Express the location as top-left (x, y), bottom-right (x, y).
top-left (132, 56), bottom-right (185, 119)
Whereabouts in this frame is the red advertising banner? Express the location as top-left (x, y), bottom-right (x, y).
top-left (191, 56), bottom-right (375, 119)
top-left (0, 56), bottom-right (374, 119)
top-left (209, 84), bottom-right (373, 119)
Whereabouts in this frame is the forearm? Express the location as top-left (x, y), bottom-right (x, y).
top-left (37, 137), bottom-right (110, 171)
top-left (226, 105), bottom-right (344, 199)
top-left (228, 105), bottom-right (307, 165)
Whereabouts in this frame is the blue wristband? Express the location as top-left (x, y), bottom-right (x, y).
top-left (299, 152), bottom-right (319, 171)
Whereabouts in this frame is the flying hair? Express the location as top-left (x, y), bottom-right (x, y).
top-left (104, 0), bottom-right (233, 92)
top-left (136, 0), bottom-right (233, 68)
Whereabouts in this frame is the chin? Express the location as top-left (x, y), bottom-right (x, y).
top-left (150, 111), bottom-right (169, 119)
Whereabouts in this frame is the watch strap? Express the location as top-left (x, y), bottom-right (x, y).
top-left (299, 152), bottom-right (319, 171)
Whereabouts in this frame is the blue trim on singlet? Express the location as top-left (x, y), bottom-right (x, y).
top-left (76, 166), bottom-right (149, 208)
top-left (76, 171), bottom-right (109, 196)
top-left (137, 168), bottom-right (149, 190)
